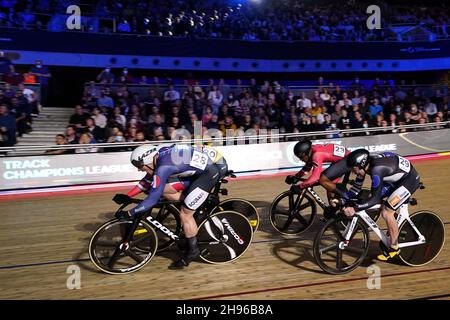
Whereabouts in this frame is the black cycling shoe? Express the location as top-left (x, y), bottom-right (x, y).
top-left (168, 248), bottom-right (201, 270)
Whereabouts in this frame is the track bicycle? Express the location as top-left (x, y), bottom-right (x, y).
top-left (88, 171), bottom-right (255, 274)
top-left (313, 183), bottom-right (445, 274)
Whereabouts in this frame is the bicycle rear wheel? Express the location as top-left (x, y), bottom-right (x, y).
top-left (88, 219), bottom-right (158, 275)
top-left (269, 190), bottom-right (317, 235)
top-left (211, 198), bottom-right (260, 232)
top-left (313, 217), bottom-right (370, 274)
top-left (197, 211), bottom-right (253, 264)
top-left (398, 211), bottom-right (445, 266)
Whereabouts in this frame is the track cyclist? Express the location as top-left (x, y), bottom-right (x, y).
top-left (336, 149), bottom-right (421, 261)
top-left (114, 143), bottom-right (228, 269)
top-left (286, 140), bottom-right (352, 217)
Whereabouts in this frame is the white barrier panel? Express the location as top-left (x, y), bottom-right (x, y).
top-left (1, 129), bottom-right (449, 191)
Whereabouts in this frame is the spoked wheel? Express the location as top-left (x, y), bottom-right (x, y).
top-left (88, 219), bottom-right (158, 275)
top-left (139, 204), bottom-right (181, 252)
top-left (269, 190), bottom-right (317, 235)
top-left (211, 198), bottom-right (260, 233)
top-left (197, 211), bottom-right (253, 264)
top-left (313, 216), bottom-right (370, 274)
top-left (398, 211), bottom-right (445, 266)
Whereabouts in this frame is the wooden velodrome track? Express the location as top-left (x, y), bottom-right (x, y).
top-left (0, 158), bottom-right (449, 300)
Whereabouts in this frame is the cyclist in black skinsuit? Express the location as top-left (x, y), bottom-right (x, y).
top-left (337, 149), bottom-right (421, 261)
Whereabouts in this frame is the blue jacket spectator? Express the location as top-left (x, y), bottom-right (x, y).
top-left (369, 99), bottom-right (384, 118)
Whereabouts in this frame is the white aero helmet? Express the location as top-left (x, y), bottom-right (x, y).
top-left (130, 145), bottom-right (159, 168)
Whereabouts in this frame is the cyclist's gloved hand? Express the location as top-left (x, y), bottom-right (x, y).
top-left (115, 209), bottom-right (132, 220)
top-left (113, 193), bottom-right (132, 205)
top-left (285, 175), bottom-right (298, 185)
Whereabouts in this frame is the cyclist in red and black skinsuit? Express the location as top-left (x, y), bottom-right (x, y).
top-left (286, 140), bottom-right (351, 203)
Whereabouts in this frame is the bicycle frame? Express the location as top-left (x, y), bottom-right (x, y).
top-left (341, 203), bottom-right (426, 248)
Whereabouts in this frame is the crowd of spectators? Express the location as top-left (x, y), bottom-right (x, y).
top-left (0, 0), bottom-right (448, 41)
top-left (54, 72), bottom-right (449, 153)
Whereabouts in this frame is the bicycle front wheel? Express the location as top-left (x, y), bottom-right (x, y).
top-left (313, 217), bottom-right (370, 274)
top-left (269, 190), bottom-right (317, 235)
top-left (197, 211), bottom-right (253, 264)
top-left (211, 198), bottom-right (260, 233)
top-left (89, 219), bottom-right (158, 275)
top-left (398, 210), bottom-right (445, 266)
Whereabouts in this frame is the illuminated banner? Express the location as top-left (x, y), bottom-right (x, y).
top-left (1, 129), bottom-right (449, 191)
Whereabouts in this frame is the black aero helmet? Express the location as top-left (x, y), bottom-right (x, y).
top-left (294, 140), bottom-right (312, 157)
top-left (346, 149), bottom-right (370, 169)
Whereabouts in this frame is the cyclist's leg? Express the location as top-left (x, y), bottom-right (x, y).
top-left (378, 171), bottom-right (420, 260)
top-left (164, 177), bottom-right (191, 201)
top-left (320, 158), bottom-right (350, 199)
top-left (171, 165), bottom-right (221, 268)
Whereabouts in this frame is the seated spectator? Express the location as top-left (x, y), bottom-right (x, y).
top-left (0, 104), bottom-right (16, 146)
top-left (97, 88), bottom-right (114, 109)
top-left (96, 66), bottom-right (115, 84)
top-left (106, 126), bottom-right (125, 143)
top-left (117, 67), bottom-right (134, 84)
top-left (85, 118), bottom-right (105, 143)
top-left (65, 125), bottom-right (79, 144)
top-left (369, 99), bottom-right (383, 118)
top-left (296, 92), bottom-right (312, 110)
top-left (164, 84), bottom-right (180, 103)
top-left (110, 106), bottom-right (127, 129)
top-left (148, 114), bottom-right (168, 139)
top-left (92, 107), bottom-right (108, 129)
top-left (75, 133), bottom-right (98, 153)
top-left (409, 104), bottom-right (421, 124)
top-left (69, 105), bottom-right (91, 130)
top-left (220, 115), bottom-right (237, 136)
top-left (133, 130), bottom-right (148, 142)
top-left (44, 134), bottom-right (68, 155)
top-left (10, 96), bottom-right (31, 137)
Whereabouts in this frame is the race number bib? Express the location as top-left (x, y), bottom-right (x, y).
top-left (333, 145), bottom-right (346, 157)
top-left (202, 146), bottom-right (220, 163)
top-left (398, 156), bottom-right (411, 173)
top-left (190, 150), bottom-right (208, 170)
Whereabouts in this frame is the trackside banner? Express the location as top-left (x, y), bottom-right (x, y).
top-left (1, 129), bottom-right (449, 191)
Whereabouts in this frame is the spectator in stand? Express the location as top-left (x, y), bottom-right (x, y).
top-left (65, 125), bottom-right (79, 144)
top-left (85, 117), bottom-right (105, 143)
top-left (106, 126), bottom-right (125, 143)
top-left (117, 67), bottom-right (134, 84)
top-left (69, 105), bottom-right (91, 131)
top-left (0, 88), bottom-right (9, 106)
top-left (96, 65), bottom-right (115, 84)
top-left (369, 98), bottom-right (383, 118)
top-left (164, 84), bottom-right (180, 103)
top-left (28, 60), bottom-right (51, 108)
top-left (409, 104), bottom-right (421, 124)
top-left (18, 83), bottom-right (39, 116)
top-left (44, 134), bottom-right (68, 155)
top-left (91, 107), bottom-right (107, 129)
top-left (0, 104), bottom-right (16, 146)
top-left (97, 87), bottom-right (115, 109)
top-left (10, 96), bottom-right (31, 137)
top-left (208, 85), bottom-right (223, 114)
top-left (296, 92), bottom-right (312, 110)
top-left (75, 133), bottom-right (98, 153)
top-left (0, 51), bottom-right (12, 81)
top-left (425, 98), bottom-right (438, 121)
top-left (111, 106), bottom-right (127, 129)
top-left (133, 130), bottom-right (148, 142)
top-left (147, 114), bottom-right (168, 139)
top-left (220, 115), bottom-right (237, 136)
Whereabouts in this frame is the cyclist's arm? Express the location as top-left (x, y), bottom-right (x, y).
top-left (299, 158), bottom-right (323, 188)
top-left (341, 173), bottom-right (365, 203)
top-left (129, 165), bottom-right (177, 216)
top-left (296, 162), bottom-right (313, 178)
top-left (354, 167), bottom-right (388, 211)
top-left (127, 173), bottom-right (152, 197)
